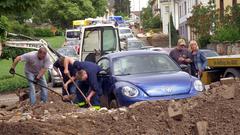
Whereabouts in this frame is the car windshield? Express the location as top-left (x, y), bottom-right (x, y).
top-left (120, 29), bottom-right (131, 34)
top-left (66, 31), bottom-right (80, 38)
top-left (113, 54), bottom-right (180, 76)
top-left (128, 41), bottom-right (144, 49)
top-left (57, 48), bottom-right (78, 58)
top-left (203, 50), bottom-right (219, 57)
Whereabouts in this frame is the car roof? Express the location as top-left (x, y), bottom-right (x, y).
top-left (104, 50), bottom-right (165, 59)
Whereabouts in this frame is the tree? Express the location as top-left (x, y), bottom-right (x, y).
top-left (114, 0), bottom-right (130, 17)
top-left (92, 0), bottom-right (108, 17)
top-left (0, 0), bottom-right (44, 41)
top-left (0, 0), bottom-right (43, 23)
top-left (169, 14), bottom-right (178, 46)
top-left (44, 0), bottom-right (107, 28)
top-left (141, 6), bottom-right (162, 29)
top-left (187, 1), bottom-right (216, 47)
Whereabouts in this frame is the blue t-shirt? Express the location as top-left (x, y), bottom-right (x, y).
top-left (73, 61), bottom-right (102, 95)
top-left (53, 59), bottom-right (76, 83)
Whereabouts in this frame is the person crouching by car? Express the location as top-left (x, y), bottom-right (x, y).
top-left (63, 57), bottom-right (103, 107)
top-left (189, 40), bottom-right (207, 78)
top-left (53, 57), bottom-right (76, 101)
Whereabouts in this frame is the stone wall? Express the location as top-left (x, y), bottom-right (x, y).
top-left (207, 41), bottom-right (240, 55)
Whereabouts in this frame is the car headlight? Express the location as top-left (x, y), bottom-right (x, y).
top-left (193, 80), bottom-right (204, 92)
top-left (122, 86), bottom-right (139, 97)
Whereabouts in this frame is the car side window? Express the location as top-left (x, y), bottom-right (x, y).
top-left (98, 58), bottom-right (110, 71)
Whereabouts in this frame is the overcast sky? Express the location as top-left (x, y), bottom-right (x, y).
top-left (130, 0), bottom-right (149, 11)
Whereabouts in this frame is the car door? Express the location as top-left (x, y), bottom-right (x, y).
top-left (97, 58), bottom-right (114, 107)
top-left (81, 26), bottom-right (120, 63)
top-left (97, 58), bottom-right (112, 94)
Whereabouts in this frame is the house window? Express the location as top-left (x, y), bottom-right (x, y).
top-left (179, 5), bottom-right (182, 17)
top-left (165, 6), bottom-right (169, 13)
top-left (184, 1), bottom-right (187, 15)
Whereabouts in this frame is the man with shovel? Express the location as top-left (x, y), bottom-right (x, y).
top-left (53, 57), bottom-right (76, 102)
top-left (9, 47), bottom-right (52, 105)
top-left (63, 57), bottom-right (102, 108)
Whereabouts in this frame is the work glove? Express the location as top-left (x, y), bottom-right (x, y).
top-left (33, 76), bottom-right (39, 84)
top-left (9, 68), bottom-right (15, 74)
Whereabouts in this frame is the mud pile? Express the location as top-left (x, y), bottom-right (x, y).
top-left (0, 79), bottom-right (240, 135)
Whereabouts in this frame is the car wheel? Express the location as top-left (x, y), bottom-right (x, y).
top-left (52, 80), bottom-right (57, 87)
top-left (224, 68), bottom-right (240, 78)
top-left (109, 99), bottom-right (119, 109)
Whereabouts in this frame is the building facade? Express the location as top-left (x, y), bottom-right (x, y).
top-left (178, 0), bottom-right (209, 41)
top-left (151, 0), bottom-right (179, 35)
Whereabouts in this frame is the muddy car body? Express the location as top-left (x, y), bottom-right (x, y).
top-left (97, 50), bottom-right (204, 107)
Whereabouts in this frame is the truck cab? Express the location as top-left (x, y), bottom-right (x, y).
top-left (79, 24), bottom-right (121, 62)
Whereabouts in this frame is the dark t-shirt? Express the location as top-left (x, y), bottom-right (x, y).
top-left (53, 59), bottom-right (76, 83)
top-left (73, 61), bottom-right (102, 95)
top-left (169, 48), bottom-right (192, 65)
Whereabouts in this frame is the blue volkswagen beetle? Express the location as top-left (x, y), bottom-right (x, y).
top-left (97, 50), bottom-right (204, 108)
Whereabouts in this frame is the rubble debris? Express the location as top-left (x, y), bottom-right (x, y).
top-left (168, 101), bottom-right (183, 120)
top-left (220, 77), bottom-right (235, 85)
top-left (196, 121), bottom-right (208, 135)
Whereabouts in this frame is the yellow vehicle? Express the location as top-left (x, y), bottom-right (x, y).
top-left (202, 55), bottom-right (240, 84)
top-left (73, 20), bottom-right (91, 28)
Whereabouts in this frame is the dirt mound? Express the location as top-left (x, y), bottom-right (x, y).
top-left (1, 81), bottom-right (240, 135)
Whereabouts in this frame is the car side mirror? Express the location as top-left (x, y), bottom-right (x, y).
top-left (180, 64), bottom-right (189, 71)
top-left (98, 70), bottom-right (110, 77)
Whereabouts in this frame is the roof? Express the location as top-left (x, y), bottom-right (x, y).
top-left (83, 24), bottom-right (116, 29)
top-left (104, 50), bottom-right (165, 59)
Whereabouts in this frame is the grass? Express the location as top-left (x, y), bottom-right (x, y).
top-left (0, 59), bottom-right (28, 93)
top-left (43, 36), bottom-right (65, 49)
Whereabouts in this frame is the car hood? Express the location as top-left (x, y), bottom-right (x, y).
top-left (116, 71), bottom-right (192, 97)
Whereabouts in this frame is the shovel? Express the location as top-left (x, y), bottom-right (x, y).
top-left (53, 67), bottom-right (74, 104)
top-left (14, 73), bottom-right (63, 98)
top-left (67, 74), bottom-right (92, 107)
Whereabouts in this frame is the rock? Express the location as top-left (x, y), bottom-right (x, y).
top-left (8, 115), bottom-right (22, 122)
top-left (219, 85), bottom-right (235, 99)
top-left (0, 111), bottom-right (7, 116)
top-left (118, 107), bottom-right (128, 113)
top-left (61, 115), bottom-right (66, 119)
top-left (71, 115), bottom-right (79, 118)
top-left (196, 121), bottom-right (208, 135)
top-left (168, 101), bottom-right (183, 120)
top-left (6, 104), bottom-right (18, 111)
top-left (131, 115), bottom-right (137, 122)
top-left (22, 113), bottom-right (32, 120)
top-left (144, 128), bottom-right (158, 135)
top-left (209, 81), bottom-right (221, 89)
top-left (128, 101), bottom-right (147, 109)
top-left (44, 110), bottom-right (49, 115)
top-left (98, 107), bottom-right (108, 113)
top-left (112, 116), bottom-right (119, 121)
top-left (0, 104), bottom-right (7, 108)
top-left (204, 85), bottom-right (210, 91)
top-left (220, 77), bottom-right (235, 85)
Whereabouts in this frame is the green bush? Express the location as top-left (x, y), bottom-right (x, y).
top-left (1, 47), bottom-right (34, 60)
top-left (34, 28), bottom-right (54, 37)
top-left (211, 25), bottom-right (240, 42)
top-left (198, 35), bottom-right (211, 48)
top-left (150, 15), bottom-right (161, 29)
top-left (55, 28), bottom-right (64, 36)
top-left (0, 76), bottom-right (28, 92)
top-left (9, 21), bottom-right (35, 36)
